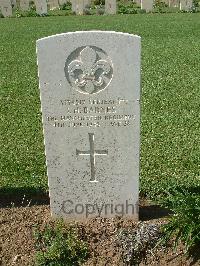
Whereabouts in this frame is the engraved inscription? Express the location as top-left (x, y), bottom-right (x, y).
top-left (46, 97), bottom-right (136, 128)
top-left (65, 46), bottom-right (113, 95)
top-left (76, 133), bottom-right (108, 182)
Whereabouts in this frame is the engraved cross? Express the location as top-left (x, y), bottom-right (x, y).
top-left (76, 133), bottom-right (108, 182)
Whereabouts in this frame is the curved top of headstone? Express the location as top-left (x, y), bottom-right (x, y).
top-left (36, 31), bottom-right (141, 43)
top-left (36, 30), bottom-right (141, 98)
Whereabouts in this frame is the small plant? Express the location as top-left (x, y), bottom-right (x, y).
top-left (96, 7), bottom-right (104, 15)
top-left (193, 0), bottom-right (199, 8)
top-left (118, 2), bottom-right (138, 14)
top-left (60, 3), bottom-right (67, 10)
top-left (191, 0), bottom-right (200, 12)
top-left (34, 220), bottom-right (89, 265)
top-left (160, 189), bottom-right (200, 253)
top-left (154, 0), bottom-right (167, 7)
top-left (26, 9), bottom-right (38, 17)
top-left (30, 1), bottom-right (36, 11)
top-left (138, 8), bottom-right (146, 14)
top-left (94, 0), bottom-right (105, 5)
top-left (84, 8), bottom-right (92, 15)
top-left (60, 2), bottom-right (72, 11)
top-left (15, 8), bottom-right (22, 18)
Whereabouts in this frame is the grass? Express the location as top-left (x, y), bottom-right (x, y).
top-left (0, 13), bottom-right (200, 199)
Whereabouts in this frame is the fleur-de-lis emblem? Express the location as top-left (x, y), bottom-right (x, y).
top-left (65, 46), bottom-right (113, 94)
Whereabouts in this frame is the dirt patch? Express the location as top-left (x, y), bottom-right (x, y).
top-left (0, 205), bottom-right (199, 266)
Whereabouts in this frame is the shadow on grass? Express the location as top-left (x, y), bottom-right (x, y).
top-left (139, 204), bottom-right (171, 221)
top-left (0, 188), bottom-right (171, 220)
top-left (139, 185), bottom-right (200, 221)
top-left (187, 245), bottom-right (200, 266)
top-left (0, 187), bottom-right (49, 208)
top-left (2, 185), bottom-right (198, 222)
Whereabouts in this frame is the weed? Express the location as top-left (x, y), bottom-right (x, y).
top-left (160, 189), bottom-right (200, 253)
top-left (34, 220), bottom-right (89, 265)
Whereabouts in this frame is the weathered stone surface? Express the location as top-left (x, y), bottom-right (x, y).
top-left (72, 0), bottom-right (91, 14)
top-left (37, 31), bottom-right (141, 220)
top-left (72, 0), bottom-right (84, 14)
top-left (180, 0), bottom-right (192, 10)
top-left (71, 0), bottom-right (76, 12)
top-left (168, 0), bottom-right (179, 7)
top-left (19, 0), bottom-right (29, 11)
top-left (59, 0), bottom-right (66, 5)
top-left (105, 0), bottom-right (117, 14)
top-left (11, 0), bottom-right (16, 8)
top-left (48, 0), bottom-right (59, 10)
top-left (141, 0), bottom-right (153, 12)
top-left (0, 0), bottom-right (12, 16)
top-left (134, 0), bottom-right (141, 6)
top-left (35, 0), bottom-right (47, 15)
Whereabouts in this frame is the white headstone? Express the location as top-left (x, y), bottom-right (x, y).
top-left (59, 0), bottom-right (66, 5)
top-left (105, 0), bottom-right (117, 14)
top-left (168, 0), bottom-right (179, 7)
top-left (84, 0), bottom-right (91, 7)
top-left (19, 0), bottom-right (29, 11)
top-left (141, 0), bottom-right (153, 12)
top-left (37, 31), bottom-right (141, 220)
top-left (71, 0), bottom-right (76, 12)
top-left (11, 0), bottom-right (16, 8)
top-left (48, 0), bottom-right (59, 10)
top-left (187, 0), bottom-right (193, 9)
top-left (134, 0), bottom-right (141, 6)
top-left (72, 0), bottom-right (84, 14)
top-left (72, 0), bottom-right (92, 14)
top-left (180, 0), bottom-right (192, 10)
top-left (0, 0), bottom-right (12, 17)
top-left (35, 0), bottom-right (47, 14)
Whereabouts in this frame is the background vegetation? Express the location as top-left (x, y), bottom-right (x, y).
top-left (3, 0), bottom-right (200, 18)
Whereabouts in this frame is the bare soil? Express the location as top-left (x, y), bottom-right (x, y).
top-left (0, 203), bottom-right (199, 266)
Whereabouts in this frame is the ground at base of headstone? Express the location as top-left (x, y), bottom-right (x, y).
top-left (0, 204), bottom-right (199, 266)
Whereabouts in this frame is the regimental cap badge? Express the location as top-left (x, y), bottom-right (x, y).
top-left (65, 46), bottom-right (113, 95)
